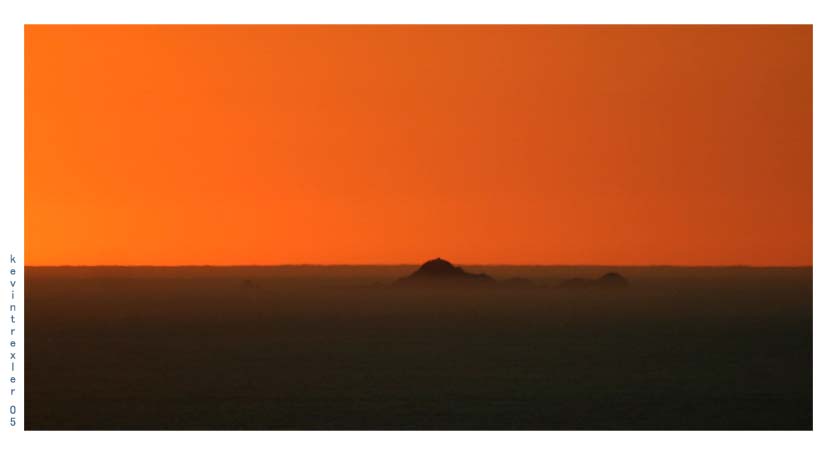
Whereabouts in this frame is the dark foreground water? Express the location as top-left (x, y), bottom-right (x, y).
top-left (25, 266), bottom-right (812, 430)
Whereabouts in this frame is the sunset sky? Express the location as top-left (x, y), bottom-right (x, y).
top-left (24, 25), bottom-right (811, 266)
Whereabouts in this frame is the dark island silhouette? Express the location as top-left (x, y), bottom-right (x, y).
top-left (395, 258), bottom-right (628, 289)
top-left (559, 272), bottom-right (629, 289)
top-left (395, 258), bottom-right (495, 286)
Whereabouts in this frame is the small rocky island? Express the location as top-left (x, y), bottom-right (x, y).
top-left (394, 258), bottom-right (495, 286)
top-left (559, 272), bottom-right (629, 289)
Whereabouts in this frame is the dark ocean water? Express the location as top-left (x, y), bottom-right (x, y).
top-left (25, 266), bottom-right (812, 430)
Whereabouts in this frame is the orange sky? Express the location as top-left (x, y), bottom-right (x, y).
top-left (24, 25), bottom-right (811, 266)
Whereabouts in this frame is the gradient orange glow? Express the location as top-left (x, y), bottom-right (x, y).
top-left (25, 25), bottom-right (811, 266)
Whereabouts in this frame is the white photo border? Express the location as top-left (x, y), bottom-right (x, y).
top-left (1, 1), bottom-right (829, 448)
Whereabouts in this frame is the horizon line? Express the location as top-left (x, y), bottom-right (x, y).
top-left (22, 263), bottom-right (813, 269)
